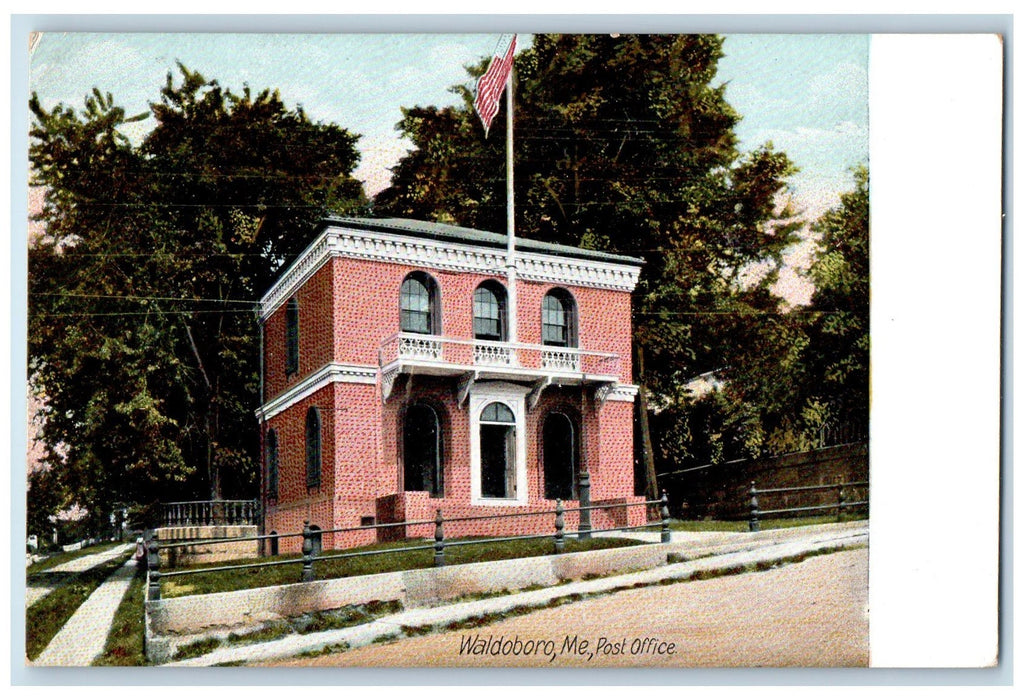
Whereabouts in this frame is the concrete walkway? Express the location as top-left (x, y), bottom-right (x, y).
top-left (26, 543), bottom-right (134, 608)
top-left (33, 555), bottom-right (140, 666)
top-left (164, 524), bottom-right (868, 667)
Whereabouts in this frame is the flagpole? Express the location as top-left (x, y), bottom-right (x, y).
top-left (505, 63), bottom-right (517, 345)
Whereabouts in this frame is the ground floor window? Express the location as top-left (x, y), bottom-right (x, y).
top-left (469, 383), bottom-right (528, 505)
top-left (480, 402), bottom-right (516, 498)
top-left (403, 402), bottom-right (444, 497)
top-left (543, 411), bottom-right (578, 500)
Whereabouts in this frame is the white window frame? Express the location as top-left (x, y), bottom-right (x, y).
top-left (469, 382), bottom-right (529, 506)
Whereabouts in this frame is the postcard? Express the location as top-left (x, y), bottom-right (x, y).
top-left (19, 26), bottom-right (1002, 675)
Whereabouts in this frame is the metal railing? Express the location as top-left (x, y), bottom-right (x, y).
top-left (160, 500), bottom-right (260, 527)
top-left (746, 480), bottom-right (869, 532)
top-left (144, 493), bottom-right (672, 601)
top-left (378, 333), bottom-right (621, 378)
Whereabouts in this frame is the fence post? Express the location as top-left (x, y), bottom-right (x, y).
top-left (554, 499), bottom-right (565, 554)
top-left (301, 521), bottom-right (315, 583)
top-left (578, 471), bottom-right (592, 540)
top-left (748, 481), bottom-right (760, 533)
top-left (433, 509), bottom-right (445, 567)
top-left (146, 531), bottom-right (161, 601)
top-left (660, 491), bottom-right (671, 543)
top-left (837, 482), bottom-right (846, 523)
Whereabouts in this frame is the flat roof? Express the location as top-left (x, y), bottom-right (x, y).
top-left (321, 216), bottom-right (645, 267)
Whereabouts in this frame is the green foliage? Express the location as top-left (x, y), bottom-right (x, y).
top-left (376, 35), bottom-right (805, 486)
top-left (803, 166), bottom-right (870, 426)
top-left (29, 64), bottom-right (367, 514)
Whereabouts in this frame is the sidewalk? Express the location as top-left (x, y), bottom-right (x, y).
top-left (26, 543), bottom-right (135, 608)
top-left (164, 523), bottom-right (868, 667)
top-left (32, 554), bottom-right (139, 666)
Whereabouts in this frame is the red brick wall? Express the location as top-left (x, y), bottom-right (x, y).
top-left (264, 264), bottom-right (336, 400)
top-left (262, 250), bottom-right (643, 551)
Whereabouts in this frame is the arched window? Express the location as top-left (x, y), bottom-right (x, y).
top-left (285, 297), bottom-right (300, 374)
top-left (543, 411), bottom-right (579, 501)
top-left (473, 281), bottom-right (507, 341)
top-left (265, 429), bottom-right (279, 500)
top-left (480, 401), bottom-right (516, 498)
top-left (305, 407), bottom-right (321, 489)
top-left (400, 272), bottom-right (440, 335)
top-left (403, 403), bottom-right (444, 497)
top-left (542, 289), bottom-right (577, 347)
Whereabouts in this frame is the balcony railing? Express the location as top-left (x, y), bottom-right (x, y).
top-left (379, 333), bottom-right (620, 379)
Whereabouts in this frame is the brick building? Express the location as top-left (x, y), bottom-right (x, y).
top-left (257, 217), bottom-right (645, 551)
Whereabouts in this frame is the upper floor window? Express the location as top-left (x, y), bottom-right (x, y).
top-left (285, 297), bottom-right (300, 374)
top-left (266, 429), bottom-right (279, 500)
top-left (305, 407), bottom-right (321, 489)
top-left (473, 281), bottom-right (507, 341)
top-left (542, 289), bottom-right (577, 347)
top-left (400, 272), bottom-right (440, 335)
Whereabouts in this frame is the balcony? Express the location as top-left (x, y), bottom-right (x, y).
top-left (378, 333), bottom-right (621, 402)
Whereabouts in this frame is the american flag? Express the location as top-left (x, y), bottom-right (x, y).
top-left (473, 34), bottom-right (517, 136)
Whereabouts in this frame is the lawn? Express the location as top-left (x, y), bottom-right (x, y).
top-left (161, 535), bottom-right (641, 599)
top-left (26, 550), bottom-right (133, 660)
top-left (670, 514), bottom-right (869, 532)
top-left (27, 541), bottom-right (125, 576)
top-left (94, 568), bottom-right (147, 666)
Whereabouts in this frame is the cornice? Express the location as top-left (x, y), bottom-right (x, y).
top-left (257, 362), bottom-right (377, 422)
top-left (260, 225), bottom-right (642, 320)
top-left (605, 384), bottom-right (640, 402)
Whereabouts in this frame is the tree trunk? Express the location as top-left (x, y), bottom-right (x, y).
top-left (635, 341), bottom-right (659, 502)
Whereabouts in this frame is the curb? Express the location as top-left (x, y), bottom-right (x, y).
top-left (163, 526), bottom-right (867, 667)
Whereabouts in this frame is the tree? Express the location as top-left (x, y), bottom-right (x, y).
top-left (29, 65), bottom-right (366, 519)
top-left (801, 165), bottom-right (869, 428)
top-left (375, 35), bottom-right (801, 493)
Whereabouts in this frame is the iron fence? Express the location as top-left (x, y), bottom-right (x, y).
top-left (143, 494), bottom-right (671, 601)
top-left (746, 480), bottom-right (869, 532)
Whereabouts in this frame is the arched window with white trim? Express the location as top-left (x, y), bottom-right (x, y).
top-left (479, 401), bottom-right (516, 499)
top-left (541, 289), bottom-right (578, 348)
top-left (400, 272), bottom-right (440, 335)
top-left (473, 281), bottom-right (507, 341)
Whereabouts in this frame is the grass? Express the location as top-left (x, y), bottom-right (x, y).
top-left (26, 552), bottom-right (132, 660)
top-left (161, 535), bottom-right (640, 599)
top-left (27, 541), bottom-right (125, 576)
top-left (94, 567), bottom-right (147, 666)
top-left (669, 514), bottom-right (868, 532)
top-left (166, 599), bottom-right (405, 663)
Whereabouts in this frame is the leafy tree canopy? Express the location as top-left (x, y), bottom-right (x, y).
top-left (375, 34), bottom-right (809, 488)
top-left (29, 64), bottom-right (366, 518)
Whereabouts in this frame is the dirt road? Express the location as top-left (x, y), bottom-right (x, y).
top-left (273, 546), bottom-right (869, 668)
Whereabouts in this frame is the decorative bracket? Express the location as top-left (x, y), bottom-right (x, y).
top-left (594, 381), bottom-right (618, 408)
top-left (456, 371), bottom-right (478, 408)
top-left (381, 366), bottom-right (401, 404)
top-left (527, 376), bottom-right (552, 411)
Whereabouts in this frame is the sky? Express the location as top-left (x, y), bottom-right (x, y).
top-left (28, 32), bottom-right (869, 303)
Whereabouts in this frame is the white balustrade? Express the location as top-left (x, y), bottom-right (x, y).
top-left (473, 342), bottom-right (515, 367)
top-left (541, 348), bottom-right (581, 372)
